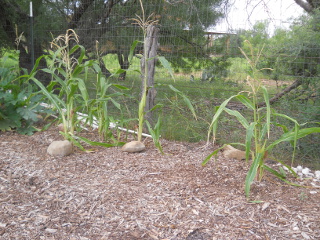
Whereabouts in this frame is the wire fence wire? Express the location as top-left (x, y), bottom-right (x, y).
top-left (2, 0), bottom-right (320, 165)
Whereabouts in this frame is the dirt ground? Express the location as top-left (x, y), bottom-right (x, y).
top-left (0, 125), bottom-right (319, 240)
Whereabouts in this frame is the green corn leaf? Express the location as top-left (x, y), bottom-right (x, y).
top-left (148, 103), bottom-right (164, 112)
top-left (270, 158), bottom-right (298, 177)
top-left (202, 146), bottom-right (223, 166)
top-left (207, 95), bottom-right (238, 142)
top-left (262, 165), bottom-right (302, 187)
top-left (146, 119), bottom-right (163, 154)
top-left (77, 136), bottom-right (125, 147)
top-left (259, 123), bottom-right (268, 142)
top-left (168, 85), bottom-right (197, 119)
top-left (263, 164), bottom-right (286, 179)
top-left (235, 95), bottom-right (255, 110)
top-left (224, 108), bottom-right (249, 128)
top-left (267, 127), bottom-right (320, 151)
top-left (112, 84), bottom-right (130, 90)
top-left (279, 166), bottom-right (287, 177)
top-left (245, 152), bottom-right (264, 198)
top-left (31, 77), bottom-right (65, 114)
top-left (70, 45), bottom-right (86, 63)
top-left (245, 122), bottom-right (256, 161)
top-left (110, 98), bottom-right (121, 110)
top-left (92, 62), bottom-right (101, 73)
top-left (273, 112), bottom-right (299, 125)
top-left (129, 40), bottom-right (141, 62)
top-left (261, 86), bottom-right (271, 138)
top-left (42, 68), bottom-right (66, 88)
top-left (75, 78), bottom-right (89, 103)
top-left (72, 65), bottom-right (84, 77)
top-left (273, 122), bottom-right (288, 133)
top-left (158, 56), bottom-right (175, 81)
top-left (113, 68), bottom-right (127, 75)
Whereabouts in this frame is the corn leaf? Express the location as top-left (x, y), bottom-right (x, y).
top-left (207, 95), bottom-right (238, 142)
top-left (236, 95), bottom-right (254, 110)
top-left (202, 146), bottom-right (224, 166)
top-left (77, 136), bottom-right (125, 147)
top-left (267, 127), bottom-right (320, 151)
top-left (245, 122), bottom-right (256, 161)
top-left (261, 86), bottom-right (271, 138)
top-left (245, 152), bottom-right (264, 198)
top-left (224, 108), bottom-right (249, 129)
top-left (158, 56), bottom-right (175, 81)
top-left (168, 85), bottom-right (197, 119)
top-left (129, 40), bottom-right (141, 62)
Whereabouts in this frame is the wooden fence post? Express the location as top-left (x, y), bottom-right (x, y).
top-left (141, 25), bottom-right (159, 128)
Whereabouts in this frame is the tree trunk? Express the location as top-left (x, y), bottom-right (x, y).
top-left (294, 0), bottom-right (314, 13)
top-left (257, 79), bottom-right (302, 107)
top-left (141, 25), bottom-right (159, 128)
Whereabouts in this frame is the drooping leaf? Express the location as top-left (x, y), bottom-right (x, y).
top-left (207, 95), bottom-right (238, 142)
top-left (236, 95), bottom-right (255, 110)
top-left (168, 85), bottom-right (197, 119)
top-left (267, 127), bottom-right (320, 151)
top-left (224, 108), bottom-right (249, 129)
top-left (158, 56), bottom-right (175, 81)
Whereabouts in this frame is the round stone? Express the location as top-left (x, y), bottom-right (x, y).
top-left (121, 141), bottom-right (146, 153)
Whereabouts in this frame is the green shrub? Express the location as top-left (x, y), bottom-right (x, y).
top-left (0, 55), bottom-right (50, 135)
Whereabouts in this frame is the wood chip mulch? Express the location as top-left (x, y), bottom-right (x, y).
top-left (0, 126), bottom-right (319, 240)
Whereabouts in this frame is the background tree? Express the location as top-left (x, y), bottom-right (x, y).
top-left (0, 0), bottom-right (227, 81)
top-left (294, 0), bottom-right (320, 13)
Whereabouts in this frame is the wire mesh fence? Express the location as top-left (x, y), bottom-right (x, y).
top-left (1, 0), bottom-right (320, 165)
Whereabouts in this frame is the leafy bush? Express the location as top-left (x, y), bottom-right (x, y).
top-left (0, 55), bottom-right (49, 135)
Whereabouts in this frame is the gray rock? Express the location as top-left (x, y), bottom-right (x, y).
top-left (121, 141), bottom-right (145, 153)
top-left (47, 140), bottom-right (73, 156)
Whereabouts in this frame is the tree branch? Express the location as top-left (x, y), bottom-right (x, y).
top-left (257, 79), bottom-right (302, 107)
top-left (68, 0), bottom-right (95, 29)
top-left (294, 0), bottom-right (314, 13)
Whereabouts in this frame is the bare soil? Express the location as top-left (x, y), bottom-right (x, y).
top-left (0, 126), bottom-right (319, 240)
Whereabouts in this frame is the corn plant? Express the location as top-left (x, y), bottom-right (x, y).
top-left (130, 0), bottom-right (196, 153)
top-left (33, 30), bottom-right (90, 137)
top-left (31, 29), bottom-right (129, 149)
top-left (130, 0), bottom-right (159, 143)
top-left (202, 41), bottom-right (320, 199)
top-left (86, 64), bottom-right (129, 142)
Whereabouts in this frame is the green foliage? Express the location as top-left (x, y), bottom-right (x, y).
top-left (202, 41), bottom-right (320, 199)
top-left (32, 30), bottom-right (90, 138)
top-left (146, 116), bottom-right (163, 154)
top-left (1, 0), bottom-right (226, 79)
top-left (0, 54), bottom-right (50, 134)
top-left (86, 67), bottom-right (128, 141)
top-left (201, 56), bottom-right (231, 82)
top-left (31, 29), bottom-right (126, 148)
